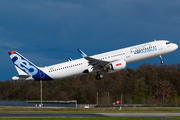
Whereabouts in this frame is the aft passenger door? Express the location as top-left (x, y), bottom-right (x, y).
top-left (126, 49), bottom-right (130, 58)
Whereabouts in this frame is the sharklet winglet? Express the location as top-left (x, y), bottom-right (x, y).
top-left (68, 57), bottom-right (73, 61)
top-left (77, 49), bottom-right (87, 57)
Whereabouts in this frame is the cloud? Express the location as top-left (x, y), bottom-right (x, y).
top-left (0, 40), bottom-right (23, 49)
top-left (19, 51), bottom-right (66, 67)
top-left (0, 0), bottom-right (180, 80)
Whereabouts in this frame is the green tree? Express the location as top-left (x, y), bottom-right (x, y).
top-left (133, 77), bottom-right (149, 104)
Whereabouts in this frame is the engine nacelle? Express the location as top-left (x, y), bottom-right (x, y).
top-left (107, 59), bottom-right (126, 73)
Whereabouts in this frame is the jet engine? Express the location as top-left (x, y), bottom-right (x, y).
top-left (107, 59), bottom-right (126, 73)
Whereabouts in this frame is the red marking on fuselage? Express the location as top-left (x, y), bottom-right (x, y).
top-left (116, 63), bottom-right (121, 66)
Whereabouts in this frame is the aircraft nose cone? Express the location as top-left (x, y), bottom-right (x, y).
top-left (175, 44), bottom-right (178, 50)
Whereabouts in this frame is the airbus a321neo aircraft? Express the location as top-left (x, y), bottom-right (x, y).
top-left (8, 40), bottom-right (178, 81)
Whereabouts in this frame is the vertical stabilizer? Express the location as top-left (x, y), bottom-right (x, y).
top-left (8, 51), bottom-right (38, 75)
top-left (8, 51), bottom-right (52, 81)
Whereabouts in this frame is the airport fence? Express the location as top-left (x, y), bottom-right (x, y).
top-left (0, 100), bottom-right (179, 107)
top-left (77, 104), bottom-right (180, 108)
top-left (96, 104), bottom-right (180, 107)
top-left (0, 100), bottom-right (77, 107)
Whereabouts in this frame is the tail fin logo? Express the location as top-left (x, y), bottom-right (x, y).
top-left (10, 53), bottom-right (38, 75)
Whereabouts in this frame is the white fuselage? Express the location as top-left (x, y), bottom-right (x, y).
top-left (39, 40), bottom-right (178, 80)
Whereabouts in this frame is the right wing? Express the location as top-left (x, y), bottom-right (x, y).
top-left (77, 49), bottom-right (117, 71)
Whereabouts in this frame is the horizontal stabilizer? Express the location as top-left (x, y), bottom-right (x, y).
top-left (12, 75), bottom-right (34, 81)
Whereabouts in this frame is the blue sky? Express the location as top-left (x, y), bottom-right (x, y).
top-left (0, 0), bottom-right (180, 81)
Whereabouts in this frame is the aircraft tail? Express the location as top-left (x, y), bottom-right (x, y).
top-left (8, 51), bottom-right (38, 75)
top-left (8, 51), bottom-right (52, 81)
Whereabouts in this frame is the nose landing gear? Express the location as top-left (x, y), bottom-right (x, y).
top-left (159, 55), bottom-right (164, 64)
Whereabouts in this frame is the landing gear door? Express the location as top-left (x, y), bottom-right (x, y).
top-left (157, 42), bottom-right (163, 50)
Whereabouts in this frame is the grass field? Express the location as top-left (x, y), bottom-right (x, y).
top-left (0, 107), bottom-right (180, 113)
top-left (167, 117), bottom-right (180, 119)
top-left (0, 108), bottom-right (180, 119)
top-left (0, 117), bottom-right (180, 120)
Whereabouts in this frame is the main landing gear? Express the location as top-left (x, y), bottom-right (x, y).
top-left (159, 55), bottom-right (164, 64)
top-left (96, 71), bottom-right (104, 80)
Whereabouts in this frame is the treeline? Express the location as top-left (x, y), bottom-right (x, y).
top-left (0, 63), bottom-right (180, 105)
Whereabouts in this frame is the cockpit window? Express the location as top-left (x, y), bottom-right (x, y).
top-left (166, 42), bottom-right (170, 45)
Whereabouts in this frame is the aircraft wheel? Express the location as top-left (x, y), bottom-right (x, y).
top-left (96, 74), bottom-right (103, 80)
top-left (99, 74), bottom-right (104, 79)
top-left (96, 75), bottom-right (100, 80)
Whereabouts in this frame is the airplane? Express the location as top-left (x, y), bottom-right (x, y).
top-left (8, 40), bottom-right (178, 81)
